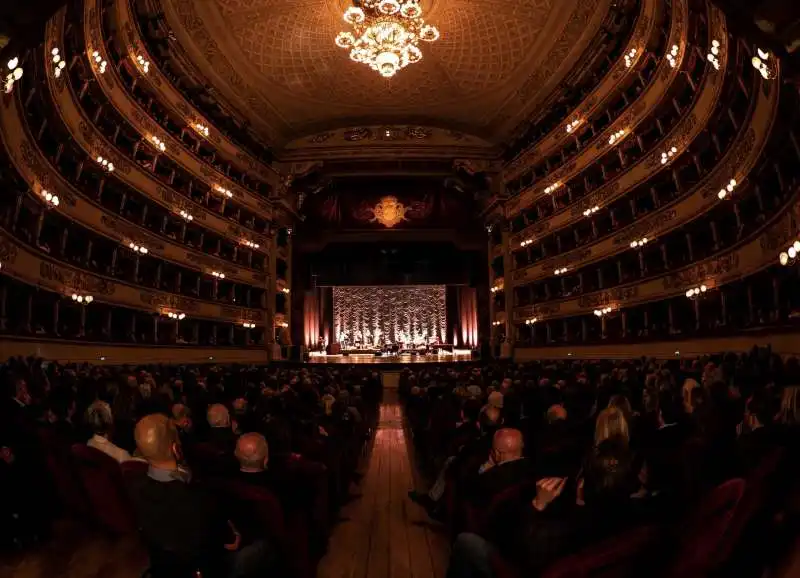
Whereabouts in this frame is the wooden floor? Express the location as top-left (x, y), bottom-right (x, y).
top-left (0, 395), bottom-right (450, 578)
top-left (317, 394), bottom-right (450, 578)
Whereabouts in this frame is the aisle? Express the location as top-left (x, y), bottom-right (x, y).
top-left (317, 393), bottom-right (450, 578)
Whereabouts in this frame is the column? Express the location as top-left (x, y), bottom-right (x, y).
top-left (710, 221), bottom-right (719, 251)
top-left (25, 294), bottom-right (33, 332)
top-left (53, 300), bottom-right (60, 334)
top-left (597, 268), bottom-right (604, 290)
top-left (772, 277), bottom-right (781, 321)
top-left (545, 322), bottom-right (552, 343)
top-left (79, 305), bottom-right (86, 337)
top-left (133, 255), bottom-right (140, 282)
top-left (621, 311), bottom-right (628, 337)
top-left (229, 325), bottom-right (235, 345)
top-left (601, 316), bottom-right (607, 339)
top-left (85, 240), bottom-right (93, 266)
top-left (130, 314), bottom-right (136, 340)
top-left (488, 233), bottom-right (497, 345)
top-left (60, 228), bottom-right (69, 256)
top-left (105, 310), bottom-right (112, 338)
top-left (213, 279), bottom-right (219, 301)
top-left (211, 324), bottom-right (218, 345)
top-left (667, 302), bottom-right (675, 334)
top-left (643, 309), bottom-right (650, 334)
top-left (638, 251), bottom-right (646, 277)
top-left (581, 318), bottom-right (587, 341)
top-left (110, 247), bottom-right (118, 273)
top-left (616, 260), bottom-right (623, 283)
top-left (35, 213), bottom-right (45, 245)
top-left (285, 231), bottom-right (294, 344)
top-left (693, 298), bottom-right (701, 331)
top-left (176, 271), bottom-right (182, 293)
top-left (660, 244), bottom-right (669, 269)
top-left (192, 322), bottom-right (200, 344)
top-left (720, 290), bottom-right (728, 326)
top-left (154, 317), bottom-right (159, 343)
top-left (685, 233), bottom-right (694, 262)
top-left (746, 284), bottom-right (755, 324)
top-left (0, 285), bottom-right (6, 329)
top-left (155, 262), bottom-right (162, 287)
top-left (267, 231), bottom-right (278, 351)
top-left (501, 227), bottom-right (514, 351)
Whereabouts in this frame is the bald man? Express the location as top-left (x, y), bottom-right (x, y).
top-left (205, 403), bottom-right (237, 453)
top-left (462, 428), bottom-right (532, 510)
top-left (127, 414), bottom-right (239, 577)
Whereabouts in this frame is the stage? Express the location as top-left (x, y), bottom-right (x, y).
top-left (307, 349), bottom-right (475, 364)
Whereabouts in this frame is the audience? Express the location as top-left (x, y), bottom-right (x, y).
top-left (85, 400), bottom-right (132, 463)
top-left (399, 347), bottom-right (798, 578)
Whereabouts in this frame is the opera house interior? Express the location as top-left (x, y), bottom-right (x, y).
top-left (1, 0), bottom-right (800, 576)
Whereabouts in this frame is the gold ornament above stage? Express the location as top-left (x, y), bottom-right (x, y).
top-left (369, 196), bottom-right (409, 228)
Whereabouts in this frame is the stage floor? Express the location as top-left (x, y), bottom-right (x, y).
top-left (307, 352), bottom-right (475, 364)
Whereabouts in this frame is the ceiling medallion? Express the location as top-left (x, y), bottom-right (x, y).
top-left (370, 195), bottom-right (409, 228)
top-left (335, 1), bottom-right (440, 78)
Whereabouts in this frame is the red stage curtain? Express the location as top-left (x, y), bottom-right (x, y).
top-left (459, 287), bottom-right (479, 348)
top-left (304, 291), bottom-right (320, 349)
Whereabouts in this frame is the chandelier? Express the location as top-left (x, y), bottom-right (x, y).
top-left (335, 0), bottom-right (440, 78)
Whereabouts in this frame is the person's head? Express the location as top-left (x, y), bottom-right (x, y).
top-left (85, 400), bottom-right (115, 437)
top-left (607, 395), bottom-right (633, 422)
top-left (582, 437), bottom-right (634, 506)
top-left (491, 428), bottom-right (524, 465)
top-left (235, 433), bottom-right (269, 472)
top-left (232, 397), bottom-right (248, 414)
top-left (778, 386), bottom-right (800, 425)
top-left (681, 379), bottom-right (700, 414)
top-left (481, 405), bottom-right (503, 431)
top-left (594, 407), bottom-right (629, 446)
top-left (745, 392), bottom-right (772, 430)
top-left (135, 414), bottom-right (182, 469)
top-left (13, 378), bottom-right (31, 405)
top-left (657, 390), bottom-right (683, 427)
top-left (171, 403), bottom-right (192, 431)
top-left (487, 391), bottom-right (504, 409)
top-left (546, 404), bottom-right (568, 424)
top-left (207, 403), bottom-right (230, 428)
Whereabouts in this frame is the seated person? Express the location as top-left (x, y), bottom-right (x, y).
top-left (127, 414), bottom-right (275, 578)
top-left (205, 404), bottom-right (237, 452)
top-left (460, 428), bottom-right (533, 511)
top-left (85, 400), bottom-right (132, 463)
top-left (447, 438), bottom-right (642, 578)
top-left (736, 391), bottom-right (777, 475)
top-left (409, 405), bottom-right (503, 518)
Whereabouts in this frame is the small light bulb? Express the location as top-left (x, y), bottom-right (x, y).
top-left (793, 241), bottom-right (800, 252)
top-left (780, 252), bottom-right (789, 265)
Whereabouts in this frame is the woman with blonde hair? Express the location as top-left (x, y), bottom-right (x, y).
top-left (594, 406), bottom-right (630, 447)
top-left (778, 386), bottom-right (800, 426)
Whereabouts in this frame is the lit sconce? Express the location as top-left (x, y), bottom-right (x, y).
top-left (91, 50), bottom-right (108, 74)
top-left (135, 54), bottom-right (150, 74)
top-left (554, 267), bottom-right (568, 275)
top-left (660, 146), bottom-right (678, 165)
top-left (166, 311), bottom-right (187, 320)
top-left (629, 236), bottom-right (651, 249)
top-left (213, 184), bottom-right (233, 198)
top-left (281, 287), bottom-right (291, 294)
top-left (593, 306), bottom-right (613, 317)
top-left (4, 57), bottom-right (23, 94)
top-left (582, 205), bottom-right (600, 217)
top-left (707, 40), bottom-right (721, 71)
top-left (41, 189), bottom-right (60, 207)
top-left (666, 44), bottom-right (680, 68)
top-left (211, 271), bottom-right (226, 279)
top-left (128, 242), bottom-right (148, 255)
top-left (778, 240), bottom-right (800, 266)
top-left (242, 239), bottom-right (260, 249)
top-left (608, 129), bottom-right (627, 145)
top-left (565, 119), bottom-right (581, 134)
top-left (751, 48), bottom-right (775, 79)
top-left (179, 210), bottom-right (194, 221)
top-left (277, 321), bottom-right (289, 328)
top-left (490, 285), bottom-right (504, 294)
top-left (243, 322), bottom-right (257, 329)
top-left (492, 320), bottom-right (503, 327)
top-left (71, 293), bottom-right (94, 304)
top-left (524, 317), bottom-right (538, 325)
top-left (149, 135), bottom-right (166, 152)
top-left (716, 178), bottom-right (738, 200)
top-left (544, 181), bottom-right (562, 195)
top-left (520, 239), bottom-right (533, 248)
top-left (51, 48), bottom-right (66, 78)
top-left (96, 155), bottom-right (115, 172)
top-left (685, 284), bottom-right (709, 299)
top-left (286, 227), bottom-right (293, 236)
top-left (624, 48), bottom-right (637, 68)
top-left (194, 122), bottom-right (210, 137)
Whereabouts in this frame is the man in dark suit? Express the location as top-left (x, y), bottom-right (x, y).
top-left (641, 390), bottom-right (692, 497)
top-left (461, 428), bottom-right (533, 511)
top-left (736, 391), bottom-right (777, 475)
top-left (127, 414), bottom-right (275, 578)
top-left (206, 404), bottom-right (237, 452)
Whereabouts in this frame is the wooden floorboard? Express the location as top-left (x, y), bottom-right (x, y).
top-left (318, 393), bottom-right (449, 578)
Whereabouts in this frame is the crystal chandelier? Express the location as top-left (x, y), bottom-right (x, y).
top-left (335, 0), bottom-right (440, 78)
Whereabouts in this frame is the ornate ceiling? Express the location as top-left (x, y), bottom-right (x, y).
top-left (160, 0), bottom-right (612, 148)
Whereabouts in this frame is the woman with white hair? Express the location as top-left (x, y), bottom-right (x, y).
top-left (85, 400), bottom-right (132, 463)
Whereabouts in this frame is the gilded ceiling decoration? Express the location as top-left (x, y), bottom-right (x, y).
top-left (160, 0), bottom-right (611, 146)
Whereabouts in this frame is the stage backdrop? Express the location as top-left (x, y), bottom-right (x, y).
top-left (333, 285), bottom-right (447, 346)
